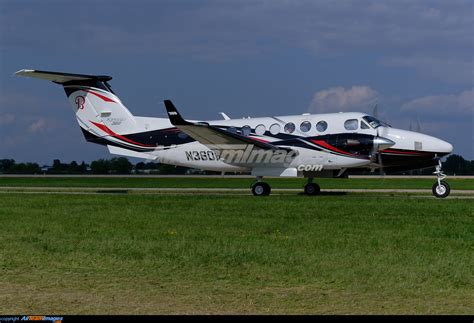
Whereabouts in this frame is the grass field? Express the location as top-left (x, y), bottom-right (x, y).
top-left (1, 176), bottom-right (473, 190)
top-left (1, 185), bottom-right (473, 314)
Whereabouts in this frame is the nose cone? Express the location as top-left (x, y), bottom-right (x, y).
top-left (385, 128), bottom-right (454, 155)
top-left (436, 138), bottom-right (454, 154)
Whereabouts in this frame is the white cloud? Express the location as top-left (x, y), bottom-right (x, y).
top-left (401, 89), bottom-right (474, 117)
top-left (28, 118), bottom-right (48, 133)
top-left (308, 86), bottom-right (378, 113)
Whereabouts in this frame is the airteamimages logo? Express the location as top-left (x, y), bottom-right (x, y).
top-left (207, 144), bottom-right (298, 166)
top-left (152, 143), bottom-right (325, 171)
top-left (0, 316), bottom-right (63, 322)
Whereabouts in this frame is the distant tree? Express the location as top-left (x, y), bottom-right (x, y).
top-left (69, 161), bottom-right (80, 173)
top-left (135, 162), bottom-right (145, 170)
top-left (8, 162), bottom-right (41, 174)
top-left (109, 157), bottom-right (133, 174)
top-left (158, 163), bottom-right (187, 174)
top-left (79, 161), bottom-right (88, 173)
top-left (90, 159), bottom-right (110, 174)
top-left (443, 154), bottom-right (473, 175)
top-left (0, 159), bottom-right (15, 173)
top-left (145, 162), bottom-right (160, 169)
top-left (51, 159), bottom-right (62, 172)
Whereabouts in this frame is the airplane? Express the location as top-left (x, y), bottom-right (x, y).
top-left (15, 69), bottom-right (454, 198)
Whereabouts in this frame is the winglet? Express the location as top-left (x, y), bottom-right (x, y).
top-left (163, 100), bottom-right (192, 126)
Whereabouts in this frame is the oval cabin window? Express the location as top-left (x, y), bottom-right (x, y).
top-left (316, 121), bottom-right (327, 132)
top-left (284, 122), bottom-right (295, 134)
top-left (255, 124), bottom-right (266, 135)
top-left (269, 123), bottom-right (281, 135)
top-left (300, 121), bottom-right (311, 132)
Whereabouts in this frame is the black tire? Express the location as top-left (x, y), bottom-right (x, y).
top-left (432, 180), bottom-right (450, 198)
top-left (252, 182), bottom-right (271, 196)
top-left (304, 183), bottom-right (321, 196)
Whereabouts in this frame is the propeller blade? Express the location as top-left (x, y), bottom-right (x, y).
top-left (372, 103), bottom-right (379, 118)
top-left (416, 115), bottom-right (421, 132)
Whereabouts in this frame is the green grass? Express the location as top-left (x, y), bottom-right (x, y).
top-left (0, 192), bottom-right (473, 314)
top-left (0, 176), bottom-right (473, 190)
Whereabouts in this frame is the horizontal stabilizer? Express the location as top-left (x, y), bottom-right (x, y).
top-left (15, 69), bottom-right (112, 84)
top-left (107, 145), bottom-right (156, 160)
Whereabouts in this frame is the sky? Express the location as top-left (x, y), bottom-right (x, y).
top-left (0, 0), bottom-right (472, 165)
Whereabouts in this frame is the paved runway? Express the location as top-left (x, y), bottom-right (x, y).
top-left (1, 186), bottom-right (473, 198)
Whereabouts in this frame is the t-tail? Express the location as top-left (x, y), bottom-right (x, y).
top-left (15, 69), bottom-right (153, 152)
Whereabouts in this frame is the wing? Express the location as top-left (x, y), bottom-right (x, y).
top-left (163, 100), bottom-right (289, 152)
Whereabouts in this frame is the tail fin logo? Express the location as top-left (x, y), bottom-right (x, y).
top-left (75, 96), bottom-right (85, 110)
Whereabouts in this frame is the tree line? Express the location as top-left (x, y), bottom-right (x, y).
top-left (0, 158), bottom-right (191, 175)
top-left (0, 154), bottom-right (473, 175)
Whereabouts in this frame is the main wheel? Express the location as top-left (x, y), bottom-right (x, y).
top-left (304, 183), bottom-right (320, 196)
top-left (252, 182), bottom-right (271, 196)
top-left (432, 180), bottom-right (450, 198)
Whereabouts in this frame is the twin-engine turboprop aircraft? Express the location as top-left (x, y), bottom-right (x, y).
top-left (16, 69), bottom-right (454, 197)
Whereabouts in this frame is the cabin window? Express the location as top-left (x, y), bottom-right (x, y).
top-left (316, 121), bottom-right (328, 132)
top-left (360, 120), bottom-right (370, 129)
top-left (269, 123), bottom-right (281, 135)
top-left (227, 127), bottom-right (237, 134)
top-left (284, 122), bottom-right (295, 134)
top-left (300, 121), bottom-right (311, 132)
top-left (344, 119), bottom-right (358, 130)
top-left (255, 124), bottom-right (266, 135)
top-left (241, 125), bottom-right (251, 136)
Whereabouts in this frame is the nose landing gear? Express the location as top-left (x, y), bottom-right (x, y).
top-left (432, 159), bottom-right (450, 198)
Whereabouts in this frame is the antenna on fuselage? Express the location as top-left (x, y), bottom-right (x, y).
top-left (219, 112), bottom-right (231, 120)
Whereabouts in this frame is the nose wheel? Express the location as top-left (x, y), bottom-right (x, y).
top-left (432, 159), bottom-right (450, 198)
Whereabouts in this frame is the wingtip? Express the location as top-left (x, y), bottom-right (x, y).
top-left (14, 69), bottom-right (34, 77)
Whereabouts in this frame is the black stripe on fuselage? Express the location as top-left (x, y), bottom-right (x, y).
top-left (81, 124), bottom-right (448, 168)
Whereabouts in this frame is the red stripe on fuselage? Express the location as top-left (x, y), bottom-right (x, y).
top-left (382, 149), bottom-right (430, 155)
top-left (90, 121), bottom-right (154, 147)
top-left (311, 139), bottom-right (355, 156)
top-left (249, 136), bottom-right (270, 143)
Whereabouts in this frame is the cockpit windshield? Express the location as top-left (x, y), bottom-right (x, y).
top-left (362, 116), bottom-right (391, 129)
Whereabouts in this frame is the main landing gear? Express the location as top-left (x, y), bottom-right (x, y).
top-left (251, 177), bottom-right (321, 196)
top-left (304, 178), bottom-right (320, 196)
top-left (432, 159), bottom-right (450, 198)
top-left (251, 177), bottom-right (271, 196)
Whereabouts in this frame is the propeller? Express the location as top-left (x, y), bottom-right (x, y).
top-left (408, 113), bottom-right (421, 133)
top-left (415, 114), bottom-right (422, 132)
top-left (371, 126), bottom-right (394, 175)
top-left (372, 102), bottom-right (379, 118)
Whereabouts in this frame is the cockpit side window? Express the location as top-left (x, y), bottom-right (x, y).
top-left (361, 120), bottom-right (370, 129)
top-left (362, 116), bottom-right (391, 128)
top-left (344, 119), bottom-right (358, 130)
